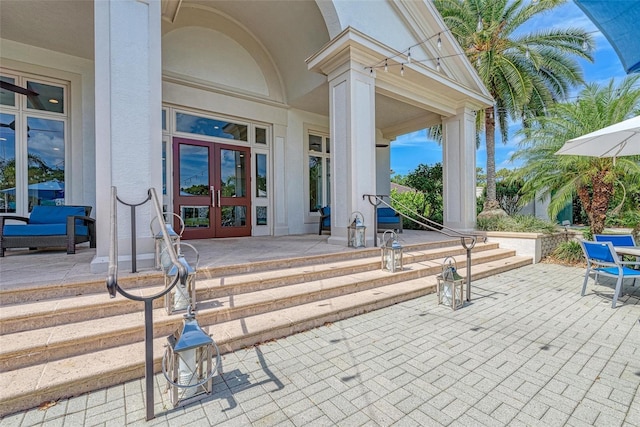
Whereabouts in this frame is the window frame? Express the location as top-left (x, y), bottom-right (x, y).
top-left (303, 125), bottom-right (331, 224)
top-left (0, 69), bottom-right (69, 215)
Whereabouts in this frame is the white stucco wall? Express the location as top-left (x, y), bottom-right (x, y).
top-left (163, 27), bottom-right (269, 96)
top-left (286, 108), bottom-right (329, 235)
top-left (0, 39), bottom-right (96, 213)
top-left (331, 1), bottom-right (414, 52)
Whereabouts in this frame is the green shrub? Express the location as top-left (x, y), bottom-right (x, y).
top-left (552, 241), bottom-right (584, 265)
top-left (476, 214), bottom-right (557, 234)
top-left (605, 210), bottom-right (640, 228)
top-left (390, 189), bottom-right (429, 230)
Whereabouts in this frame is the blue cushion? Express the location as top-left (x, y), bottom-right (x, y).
top-left (377, 207), bottom-right (397, 217)
top-left (29, 206), bottom-right (85, 224)
top-left (596, 266), bottom-right (640, 277)
top-left (378, 217), bottom-right (400, 224)
top-left (3, 224), bottom-right (88, 237)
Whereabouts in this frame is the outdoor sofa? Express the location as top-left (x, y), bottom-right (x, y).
top-left (376, 207), bottom-right (403, 233)
top-left (0, 205), bottom-right (95, 256)
top-left (318, 206), bottom-right (403, 234)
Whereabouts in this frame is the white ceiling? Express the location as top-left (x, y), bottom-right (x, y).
top-left (0, 0), bottom-right (439, 136)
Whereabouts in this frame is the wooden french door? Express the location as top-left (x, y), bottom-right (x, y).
top-left (173, 137), bottom-right (251, 239)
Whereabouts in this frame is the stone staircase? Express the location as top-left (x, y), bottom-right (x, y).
top-left (0, 239), bottom-right (531, 417)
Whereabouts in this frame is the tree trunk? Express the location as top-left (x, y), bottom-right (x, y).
top-left (481, 108), bottom-right (502, 213)
top-left (577, 170), bottom-right (614, 235)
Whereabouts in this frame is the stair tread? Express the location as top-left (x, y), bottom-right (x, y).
top-left (0, 242), bottom-right (501, 318)
top-left (0, 248), bottom-right (516, 358)
top-left (0, 255), bottom-right (531, 406)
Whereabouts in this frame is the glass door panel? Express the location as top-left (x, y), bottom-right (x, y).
top-left (215, 144), bottom-right (251, 237)
top-left (173, 138), bottom-right (251, 239)
top-left (173, 138), bottom-right (213, 239)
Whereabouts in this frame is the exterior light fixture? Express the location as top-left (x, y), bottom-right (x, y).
top-left (162, 306), bottom-right (219, 407)
top-left (151, 213), bottom-right (184, 270)
top-left (163, 242), bottom-right (199, 314)
top-left (348, 211), bottom-right (366, 248)
top-left (436, 256), bottom-right (465, 310)
top-left (381, 230), bottom-right (403, 273)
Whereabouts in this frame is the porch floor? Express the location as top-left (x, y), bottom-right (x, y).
top-left (0, 230), bottom-right (456, 292)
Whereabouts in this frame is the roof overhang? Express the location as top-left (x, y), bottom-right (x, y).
top-left (307, 27), bottom-right (493, 139)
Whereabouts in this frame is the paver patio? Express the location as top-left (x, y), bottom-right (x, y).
top-left (1, 263), bottom-right (639, 426)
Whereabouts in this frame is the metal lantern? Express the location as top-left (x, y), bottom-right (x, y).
top-left (436, 256), bottom-right (465, 310)
top-left (162, 306), bottom-right (219, 407)
top-left (381, 230), bottom-right (403, 272)
top-left (151, 213), bottom-right (184, 270)
top-left (163, 242), bottom-right (199, 315)
top-left (347, 211), bottom-right (366, 248)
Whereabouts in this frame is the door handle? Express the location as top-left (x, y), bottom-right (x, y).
top-left (210, 186), bottom-right (215, 207)
top-left (217, 190), bottom-right (221, 207)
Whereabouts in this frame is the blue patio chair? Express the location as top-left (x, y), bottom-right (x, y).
top-left (579, 240), bottom-right (640, 308)
top-left (595, 234), bottom-right (640, 273)
top-left (318, 206), bottom-right (330, 235)
top-left (594, 234), bottom-right (636, 247)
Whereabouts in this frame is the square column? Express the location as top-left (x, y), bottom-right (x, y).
top-left (92, 0), bottom-right (163, 272)
top-left (442, 107), bottom-right (477, 231)
top-left (326, 62), bottom-right (377, 246)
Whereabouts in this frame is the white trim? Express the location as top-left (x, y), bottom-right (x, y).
top-left (303, 123), bottom-right (330, 225)
top-left (0, 69), bottom-right (69, 216)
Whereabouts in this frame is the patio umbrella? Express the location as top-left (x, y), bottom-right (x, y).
top-left (575, 0), bottom-right (640, 74)
top-left (555, 115), bottom-right (640, 159)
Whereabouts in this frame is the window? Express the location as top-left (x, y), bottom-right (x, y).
top-left (308, 132), bottom-right (330, 213)
top-left (0, 71), bottom-right (67, 214)
top-left (175, 112), bottom-right (247, 141)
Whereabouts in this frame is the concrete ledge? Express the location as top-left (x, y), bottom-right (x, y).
top-left (484, 231), bottom-right (570, 263)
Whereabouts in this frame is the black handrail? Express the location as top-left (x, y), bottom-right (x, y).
top-left (364, 194), bottom-right (486, 302)
top-left (105, 186), bottom-right (187, 421)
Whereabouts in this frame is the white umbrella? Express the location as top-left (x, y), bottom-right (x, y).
top-left (556, 115), bottom-right (640, 159)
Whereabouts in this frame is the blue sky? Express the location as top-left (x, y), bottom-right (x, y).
top-left (390, 1), bottom-right (628, 177)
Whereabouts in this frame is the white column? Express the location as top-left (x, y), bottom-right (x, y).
top-left (327, 62), bottom-right (377, 246)
top-left (442, 107), bottom-right (477, 231)
top-left (92, 0), bottom-right (162, 273)
top-left (273, 124), bottom-right (289, 236)
top-left (375, 130), bottom-right (392, 197)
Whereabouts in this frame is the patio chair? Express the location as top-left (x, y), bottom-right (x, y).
top-left (579, 240), bottom-right (640, 308)
top-left (595, 234), bottom-right (639, 271)
top-left (318, 206), bottom-right (330, 235)
top-left (594, 234), bottom-right (636, 247)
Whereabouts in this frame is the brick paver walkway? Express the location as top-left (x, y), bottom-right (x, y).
top-left (2, 263), bottom-right (639, 426)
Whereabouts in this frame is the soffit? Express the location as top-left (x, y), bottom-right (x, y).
top-left (0, 0), bottom-right (94, 59)
top-left (184, 0), bottom-right (330, 106)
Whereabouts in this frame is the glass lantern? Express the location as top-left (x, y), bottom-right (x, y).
top-left (348, 211), bottom-right (366, 248)
top-left (162, 306), bottom-right (219, 407)
top-left (150, 213), bottom-right (185, 270)
top-left (381, 230), bottom-right (403, 272)
top-left (436, 256), bottom-right (465, 310)
top-left (163, 242), bottom-right (199, 315)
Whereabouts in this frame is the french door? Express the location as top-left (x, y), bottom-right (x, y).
top-left (173, 137), bottom-right (251, 239)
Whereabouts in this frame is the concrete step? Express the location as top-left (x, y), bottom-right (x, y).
top-left (0, 242), bottom-right (501, 334)
top-left (0, 248), bottom-right (514, 372)
top-left (0, 239), bottom-right (462, 305)
top-left (0, 255), bottom-right (532, 417)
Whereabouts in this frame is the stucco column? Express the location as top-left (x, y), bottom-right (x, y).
top-left (442, 106), bottom-right (477, 231)
top-left (326, 62), bottom-right (377, 246)
top-left (375, 130), bottom-right (392, 197)
top-left (92, 0), bottom-right (162, 273)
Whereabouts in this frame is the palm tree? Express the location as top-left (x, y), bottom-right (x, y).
top-left (432, 0), bottom-right (592, 214)
top-left (511, 76), bottom-right (640, 234)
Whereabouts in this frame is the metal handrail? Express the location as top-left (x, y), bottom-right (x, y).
top-left (105, 186), bottom-right (188, 421)
top-left (364, 193), bottom-right (486, 302)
